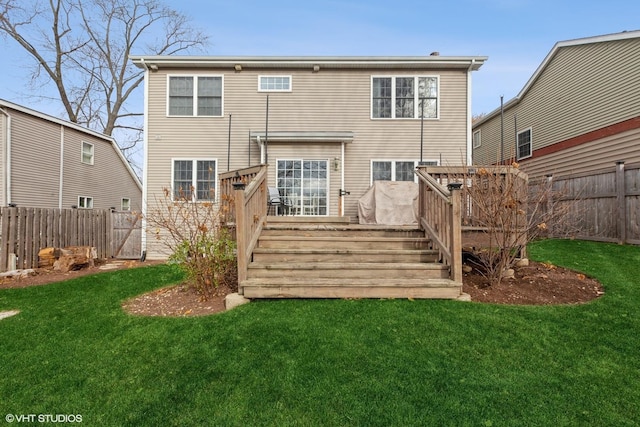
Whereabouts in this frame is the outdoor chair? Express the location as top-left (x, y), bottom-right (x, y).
top-left (267, 187), bottom-right (292, 215)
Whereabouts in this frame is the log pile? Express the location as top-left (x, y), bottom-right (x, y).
top-left (38, 246), bottom-right (98, 273)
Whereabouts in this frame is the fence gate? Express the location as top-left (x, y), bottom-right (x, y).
top-left (111, 211), bottom-right (142, 259)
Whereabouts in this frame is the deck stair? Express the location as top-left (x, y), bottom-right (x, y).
top-left (241, 216), bottom-right (463, 299)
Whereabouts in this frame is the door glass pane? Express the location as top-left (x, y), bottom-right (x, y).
top-left (277, 160), bottom-right (302, 215)
top-left (277, 159), bottom-right (328, 215)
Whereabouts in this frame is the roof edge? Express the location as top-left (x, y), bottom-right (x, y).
top-left (130, 55), bottom-right (488, 71)
top-left (473, 29), bottom-right (640, 127)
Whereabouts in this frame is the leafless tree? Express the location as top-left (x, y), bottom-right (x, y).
top-left (0, 0), bottom-right (209, 166)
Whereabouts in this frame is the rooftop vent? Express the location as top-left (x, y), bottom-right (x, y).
top-left (430, 51), bottom-right (440, 56)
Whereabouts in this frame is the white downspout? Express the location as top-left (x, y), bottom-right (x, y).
top-left (0, 107), bottom-right (12, 205)
top-left (466, 59), bottom-right (476, 166)
top-left (140, 58), bottom-right (151, 257)
top-left (59, 125), bottom-right (65, 208)
top-left (340, 141), bottom-right (345, 216)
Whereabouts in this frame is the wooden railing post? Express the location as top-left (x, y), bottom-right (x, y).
top-left (233, 182), bottom-right (248, 291)
top-left (447, 183), bottom-right (463, 283)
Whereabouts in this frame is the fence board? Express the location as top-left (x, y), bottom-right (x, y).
top-left (0, 207), bottom-right (119, 272)
top-left (541, 162), bottom-right (640, 244)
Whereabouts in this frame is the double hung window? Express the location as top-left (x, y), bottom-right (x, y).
top-left (172, 159), bottom-right (217, 201)
top-left (517, 128), bottom-right (532, 160)
top-left (372, 76), bottom-right (438, 119)
top-left (371, 160), bottom-right (438, 183)
top-left (473, 130), bottom-right (481, 149)
top-left (82, 142), bottom-right (94, 165)
top-left (168, 76), bottom-right (222, 116)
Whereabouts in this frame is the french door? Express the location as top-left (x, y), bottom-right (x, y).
top-left (276, 159), bottom-right (328, 215)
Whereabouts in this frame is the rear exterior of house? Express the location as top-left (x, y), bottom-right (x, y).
top-left (472, 31), bottom-right (640, 178)
top-left (0, 99), bottom-right (142, 211)
top-left (131, 55), bottom-right (486, 259)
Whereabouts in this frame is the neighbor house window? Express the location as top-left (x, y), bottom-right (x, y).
top-left (259, 75), bottom-right (291, 92)
top-left (168, 75), bottom-right (223, 116)
top-left (372, 76), bottom-right (438, 119)
top-left (473, 130), bottom-right (481, 148)
top-left (81, 142), bottom-right (94, 165)
top-left (517, 128), bottom-right (532, 160)
top-left (78, 196), bottom-right (93, 209)
top-left (371, 160), bottom-right (438, 183)
top-left (172, 159), bottom-right (217, 201)
top-left (121, 198), bottom-right (131, 211)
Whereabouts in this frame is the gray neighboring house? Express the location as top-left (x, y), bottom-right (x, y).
top-left (472, 30), bottom-right (640, 178)
top-left (0, 99), bottom-right (142, 211)
top-left (130, 54), bottom-right (487, 259)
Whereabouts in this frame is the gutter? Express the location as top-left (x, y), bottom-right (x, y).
top-left (0, 107), bottom-right (11, 205)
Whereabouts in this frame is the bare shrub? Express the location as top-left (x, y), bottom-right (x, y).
top-left (146, 187), bottom-right (237, 299)
top-left (456, 165), bottom-right (579, 286)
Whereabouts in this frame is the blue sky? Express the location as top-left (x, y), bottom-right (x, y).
top-left (1, 0), bottom-right (638, 119)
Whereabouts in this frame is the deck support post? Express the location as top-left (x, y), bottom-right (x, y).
top-left (233, 182), bottom-right (247, 293)
top-left (448, 184), bottom-right (463, 284)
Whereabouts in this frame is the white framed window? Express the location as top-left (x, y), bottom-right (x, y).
top-left (473, 130), bottom-right (481, 149)
top-left (121, 198), bottom-right (131, 211)
top-left (258, 75), bottom-right (292, 92)
top-left (517, 128), bottom-right (532, 160)
top-left (78, 196), bottom-right (93, 209)
top-left (81, 141), bottom-right (94, 165)
top-left (371, 160), bottom-right (438, 184)
top-left (172, 159), bottom-right (217, 201)
top-left (371, 76), bottom-right (439, 119)
top-left (168, 75), bottom-right (223, 117)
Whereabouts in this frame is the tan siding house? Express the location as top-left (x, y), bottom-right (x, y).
top-left (131, 55), bottom-right (486, 259)
top-left (473, 31), bottom-right (640, 178)
top-left (0, 99), bottom-right (142, 210)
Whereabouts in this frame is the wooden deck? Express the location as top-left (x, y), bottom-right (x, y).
top-left (240, 217), bottom-right (463, 299)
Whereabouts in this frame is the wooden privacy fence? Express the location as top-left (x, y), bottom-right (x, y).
top-left (538, 161), bottom-right (640, 245)
top-left (0, 207), bottom-right (142, 272)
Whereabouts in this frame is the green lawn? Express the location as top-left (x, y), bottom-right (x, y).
top-left (1, 239), bottom-right (639, 426)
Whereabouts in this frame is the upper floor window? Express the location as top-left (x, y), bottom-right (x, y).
top-left (168, 76), bottom-right (223, 116)
top-left (121, 198), bottom-right (131, 211)
top-left (473, 130), bottom-right (481, 148)
top-left (517, 128), bottom-right (532, 160)
top-left (172, 159), bottom-right (217, 201)
top-left (82, 142), bottom-right (94, 165)
top-left (259, 75), bottom-right (291, 92)
top-left (371, 76), bottom-right (438, 119)
top-left (371, 160), bottom-right (438, 183)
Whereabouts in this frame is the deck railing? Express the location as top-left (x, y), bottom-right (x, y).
top-left (422, 166), bottom-right (528, 227)
top-left (415, 167), bottom-right (462, 283)
top-left (219, 165), bottom-right (268, 293)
